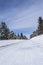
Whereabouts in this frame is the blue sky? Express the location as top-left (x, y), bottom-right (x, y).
top-left (0, 0), bottom-right (43, 36)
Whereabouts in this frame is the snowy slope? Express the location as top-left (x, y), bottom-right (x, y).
top-left (0, 35), bottom-right (43, 65)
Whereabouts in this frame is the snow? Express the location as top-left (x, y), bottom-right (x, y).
top-left (0, 35), bottom-right (43, 65)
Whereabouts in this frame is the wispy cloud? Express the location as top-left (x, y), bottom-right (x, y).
top-left (0, 0), bottom-right (43, 34)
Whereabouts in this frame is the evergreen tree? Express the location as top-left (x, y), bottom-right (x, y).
top-left (30, 16), bottom-right (43, 38)
top-left (20, 33), bottom-right (27, 39)
top-left (0, 22), bottom-right (10, 39)
top-left (8, 31), bottom-right (16, 39)
top-left (20, 33), bottom-right (23, 39)
top-left (38, 17), bottom-right (43, 35)
top-left (0, 22), bottom-right (27, 40)
top-left (17, 33), bottom-right (20, 39)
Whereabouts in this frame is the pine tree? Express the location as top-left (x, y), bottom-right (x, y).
top-left (8, 31), bottom-right (17, 39)
top-left (30, 17), bottom-right (43, 38)
top-left (38, 17), bottom-right (43, 35)
top-left (0, 22), bottom-right (28, 40)
top-left (17, 33), bottom-right (20, 39)
top-left (20, 33), bottom-right (23, 39)
top-left (0, 22), bottom-right (10, 40)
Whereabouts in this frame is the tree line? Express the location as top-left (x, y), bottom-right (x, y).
top-left (0, 16), bottom-right (43, 39)
top-left (30, 17), bottom-right (43, 38)
top-left (0, 22), bottom-right (27, 40)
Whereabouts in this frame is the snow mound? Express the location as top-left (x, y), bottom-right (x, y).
top-left (0, 35), bottom-right (43, 65)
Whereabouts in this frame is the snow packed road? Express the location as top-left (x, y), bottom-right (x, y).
top-left (0, 35), bottom-right (43, 65)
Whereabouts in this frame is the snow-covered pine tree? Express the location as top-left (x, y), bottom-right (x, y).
top-left (38, 17), bottom-right (43, 35)
top-left (0, 22), bottom-right (10, 40)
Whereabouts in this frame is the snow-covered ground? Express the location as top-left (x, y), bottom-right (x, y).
top-left (0, 35), bottom-right (43, 65)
